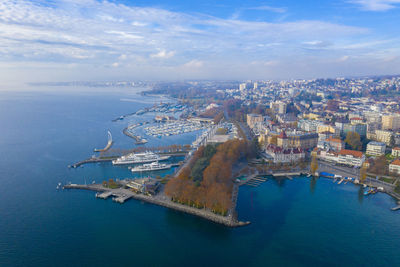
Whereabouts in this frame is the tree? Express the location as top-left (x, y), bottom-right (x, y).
top-left (310, 152), bottom-right (318, 175)
top-left (389, 134), bottom-right (395, 148)
top-left (359, 163), bottom-right (367, 182)
top-left (345, 131), bottom-right (362, 151)
top-left (369, 155), bottom-right (388, 175)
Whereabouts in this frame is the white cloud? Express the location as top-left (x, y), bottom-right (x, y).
top-left (150, 50), bottom-right (175, 59)
top-left (0, 0), bottom-right (398, 83)
top-left (350, 0), bottom-right (400, 11)
top-left (183, 60), bottom-right (204, 68)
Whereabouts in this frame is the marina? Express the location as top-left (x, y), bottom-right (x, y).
top-left (144, 120), bottom-right (210, 138)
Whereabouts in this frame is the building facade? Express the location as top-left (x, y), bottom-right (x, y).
top-left (389, 159), bottom-right (400, 175)
top-left (382, 115), bottom-right (400, 130)
top-left (366, 141), bottom-right (386, 156)
top-left (246, 114), bottom-right (263, 129)
top-left (337, 149), bottom-right (365, 167)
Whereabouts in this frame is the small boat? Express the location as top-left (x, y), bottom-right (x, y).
top-left (364, 187), bottom-right (370, 195)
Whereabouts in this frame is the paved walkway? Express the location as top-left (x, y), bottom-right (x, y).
top-left (64, 183), bottom-right (250, 227)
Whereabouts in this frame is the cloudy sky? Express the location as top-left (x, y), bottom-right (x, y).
top-left (1, 0), bottom-right (400, 86)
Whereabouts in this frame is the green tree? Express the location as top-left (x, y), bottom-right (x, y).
top-left (389, 134), bottom-right (395, 148)
top-left (345, 131), bottom-right (362, 151)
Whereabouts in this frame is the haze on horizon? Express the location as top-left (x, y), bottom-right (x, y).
top-left (1, 0), bottom-right (400, 88)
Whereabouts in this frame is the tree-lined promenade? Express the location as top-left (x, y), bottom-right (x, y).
top-left (165, 139), bottom-right (256, 215)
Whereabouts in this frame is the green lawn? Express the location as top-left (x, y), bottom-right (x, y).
top-left (378, 177), bottom-right (395, 184)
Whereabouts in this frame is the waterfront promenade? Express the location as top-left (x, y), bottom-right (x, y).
top-left (64, 183), bottom-right (250, 227)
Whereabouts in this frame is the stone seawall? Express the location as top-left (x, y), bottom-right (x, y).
top-left (63, 184), bottom-right (250, 227)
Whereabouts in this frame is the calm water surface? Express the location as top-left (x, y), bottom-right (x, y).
top-left (0, 90), bottom-right (399, 267)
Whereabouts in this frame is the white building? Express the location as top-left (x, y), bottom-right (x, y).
top-left (366, 141), bottom-right (386, 156)
top-left (392, 147), bottom-right (400, 158)
top-left (337, 149), bottom-right (365, 167)
top-left (389, 159), bottom-right (400, 175)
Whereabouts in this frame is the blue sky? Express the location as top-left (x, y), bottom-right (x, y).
top-left (0, 0), bottom-right (400, 86)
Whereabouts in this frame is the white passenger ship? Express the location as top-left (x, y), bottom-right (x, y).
top-left (112, 151), bottom-right (170, 165)
top-left (130, 161), bottom-right (172, 172)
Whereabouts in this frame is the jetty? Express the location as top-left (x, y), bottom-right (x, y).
top-left (63, 183), bottom-right (250, 227)
top-left (243, 175), bottom-right (268, 187)
top-left (272, 171), bottom-right (302, 177)
top-left (391, 205), bottom-right (400, 211)
top-left (123, 127), bottom-right (147, 144)
top-left (69, 157), bottom-right (115, 168)
top-left (94, 130), bottom-right (113, 152)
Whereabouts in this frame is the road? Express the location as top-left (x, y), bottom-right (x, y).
top-left (317, 160), bottom-right (360, 178)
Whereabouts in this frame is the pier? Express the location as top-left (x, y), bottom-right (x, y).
top-left (391, 205), bottom-right (400, 211)
top-left (69, 157), bottom-right (115, 168)
top-left (123, 127), bottom-right (147, 144)
top-left (63, 183), bottom-right (250, 227)
top-left (94, 130), bottom-right (113, 152)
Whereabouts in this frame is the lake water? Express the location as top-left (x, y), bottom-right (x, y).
top-left (0, 89), bottom-right (400, 266)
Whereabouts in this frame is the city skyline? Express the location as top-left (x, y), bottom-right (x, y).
top-left (1, 0), bottom-right (400, 88)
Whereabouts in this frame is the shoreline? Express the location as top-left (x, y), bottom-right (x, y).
top-left (63, 183), bottom-right (251, 228)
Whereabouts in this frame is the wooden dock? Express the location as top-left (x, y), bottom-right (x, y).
top-left (243, 175), bottom-right (268, 187)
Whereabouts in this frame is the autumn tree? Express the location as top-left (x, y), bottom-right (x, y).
top-left (359, 163), bottom-right (367, 182)
top-left (345, 131), bottom-right (362, 151)
top-left (310, 152), bottom-right (318, 175)
top-left (368, 155), bottom-right (388, 175)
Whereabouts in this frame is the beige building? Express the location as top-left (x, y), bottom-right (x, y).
top-left (246, 114), bottom-right (263, 129)
top-left (375, 129), bottom-right (393, 145)
top-left (317, 124), bottom-right (340, 136)
top-left (382, 115), bottom-right (400, 130)
top-left (276, 131), bottom-right (318, 150)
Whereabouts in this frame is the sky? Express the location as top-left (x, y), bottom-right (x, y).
top-left (1, 0), bottom-right (400, 87)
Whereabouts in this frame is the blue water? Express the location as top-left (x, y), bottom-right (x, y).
top-left (1, 90), bottom-right (400, 266)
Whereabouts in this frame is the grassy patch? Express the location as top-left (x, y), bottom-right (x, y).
top-left (378, 177), bottom-right (394, 184)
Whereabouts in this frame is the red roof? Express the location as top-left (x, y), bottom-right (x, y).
top-left (278, 131), bottom-right (287, 139)
top-left (393, 147), bottom-right (400, 151)
top-left (391, 159), bottom-right (400, 166)
top-left (326, 137), bottom-right (342, 143)
top-left (338, 149), bottom-right (363, 158)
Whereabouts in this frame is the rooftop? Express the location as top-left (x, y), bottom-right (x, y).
top-left (338, 149), bottom-right (363, 158)
top-left (367, 141), bottom-right (386, 146)
top-left (390, 159), bottom-right (400, 166)
top-left (326, 137), bottom-right (342, 143)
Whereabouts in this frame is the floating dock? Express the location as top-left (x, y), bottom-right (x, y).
top-left (96, 191), bottom-right (112, 199)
